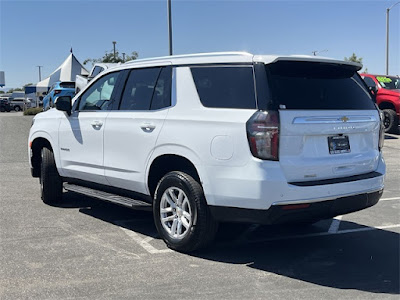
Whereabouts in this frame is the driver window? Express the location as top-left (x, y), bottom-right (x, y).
top-left (79, 72), bottom-right (120, 111)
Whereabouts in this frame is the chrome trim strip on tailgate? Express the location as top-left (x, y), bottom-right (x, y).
top-left (293, 115), bottom-right (377, 124)
top-left (289, 171), bottom-right (382, 187)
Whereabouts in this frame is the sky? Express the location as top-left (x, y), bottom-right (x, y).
top-left (0, 0), bottom-right (399, 89)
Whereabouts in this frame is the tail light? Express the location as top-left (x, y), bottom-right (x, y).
top-left (246, 110), bottom-right (280, 160)
top-left (378, 110), bottom-right (385, 151)
top-left (54, 90), bottom-right (61, 95)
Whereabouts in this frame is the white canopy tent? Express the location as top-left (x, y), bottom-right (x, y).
top-left (25, 53), bottom-right (89, 105)
top-left (36, 53), bottom-right (89, 90)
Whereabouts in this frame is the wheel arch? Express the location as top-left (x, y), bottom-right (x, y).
top-left (378, 101), bottom-right (396, 111)
top-left (30, 133), bottom-right (56, 178)
top-left (147, 153), bottom-right (203, 199)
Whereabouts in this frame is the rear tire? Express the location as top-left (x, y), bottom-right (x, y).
top-left (383, 109), bottom-right (399, 134)
top-left (40, 147), bottom-right (63, 204)
top-left (153, 171), bottom-right (218, 252)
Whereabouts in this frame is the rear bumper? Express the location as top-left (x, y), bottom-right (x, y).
top-left (209, 189), bottom-right (383, 225)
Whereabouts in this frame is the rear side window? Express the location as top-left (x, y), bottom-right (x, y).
top-left (266, 61), bottom-right (376, 110)
top-left (60, 82), bottom-right (75, 88)
top-left (191, 66), bottom-right (256, 109)
top-left (119, 68), bottom-right (161, 111)
top-left (151, 67), bottom-right (172, 110)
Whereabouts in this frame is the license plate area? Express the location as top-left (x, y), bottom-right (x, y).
top-left (328, 135), bottom-right (350, 154)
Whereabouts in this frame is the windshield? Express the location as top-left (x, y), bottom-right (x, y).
top-left (375, 76), bottom-right (400, 90)
top-left (265, 61), bottom-right (376, 110)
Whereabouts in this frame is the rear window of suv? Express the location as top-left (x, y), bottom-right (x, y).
top-left (191, 66), bottom-right (256, 109)
top-left (60, 82), bottom-right (75, 89)
top-left (266, 61), bottom-right (376, 110)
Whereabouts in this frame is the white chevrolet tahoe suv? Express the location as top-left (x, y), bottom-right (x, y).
top-left (29, 52), bottom-right (386, 252)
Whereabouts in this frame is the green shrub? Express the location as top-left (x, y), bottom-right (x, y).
top-left (23, 107), bottom-right (43, 116)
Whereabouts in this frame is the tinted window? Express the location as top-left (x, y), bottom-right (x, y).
top-left (191, 66), bottom-right (256, 109)
top-left (266, 61), bottom-right (376, 110)
top-left (119, 68), bottom-right (161, 111)
top-left (151, 67), bottom-right (172, 110)
top-left (363, 76), bottom-right (376, 88)
top-left (375, 75), bottom-right (400, 90)
top-left (60, 82), bottom-right (75, 88)
top-left (78, 72), bottom-right (120, 111)
top-left (91, 66), bottom-right (104, 77)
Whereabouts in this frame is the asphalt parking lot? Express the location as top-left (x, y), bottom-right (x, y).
top-left (0, 112), bottom-right (399, 299)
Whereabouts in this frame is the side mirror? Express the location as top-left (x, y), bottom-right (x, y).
top-left (368, 86), bottom-right (378, 95)
top-left (367, 86), bottom-right (377, 103)
top-left (55, 96), bottom-right (72, 116)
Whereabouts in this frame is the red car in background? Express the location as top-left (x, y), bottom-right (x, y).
top-left (361, 73), bottom-right (400, 133)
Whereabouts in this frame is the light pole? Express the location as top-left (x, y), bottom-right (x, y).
top-left (167, 0), bottom-right (173, 55)
top-left (122, 52), bottom-right (126, 63)
top-left (37, 66), bottom-right (43, 81)
top-left (386, 1), bottom-right (400, 75)
top-left (112, 41), bottom-right (117, 60)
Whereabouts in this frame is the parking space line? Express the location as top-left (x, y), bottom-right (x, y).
top-left (328, 215), bottom-right (342, 233)
top-left (380, 197), bottom-right (400, 201)
top-left (243, 224), bottom-right (400, 244)
top-left (115, 221), bottom-right (172, 254)
top-left (59, 221), bottom-right (141, 259)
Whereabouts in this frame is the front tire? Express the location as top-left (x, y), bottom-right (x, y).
top-left (40, 147), bottom-right (63, 204)
top-left (153, 171), bottom-right (218, 252)
top-left (14, 106), bottom-right (21, 112)
top-left (383, 109), bottom-right (399, 133)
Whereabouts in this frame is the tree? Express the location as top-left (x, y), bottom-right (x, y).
top-left (0, 91), bottom-right (4, 94)
top-left (7, 88), bottom-right (23, 93)
top-left (84, 49), bottom-right (138, 65)
top-left (344, 53), bottom-right (368, 72)
top-left (344, 53), bottom-right (363, 64)
top-left (8, 83), bottom-right (33, 94)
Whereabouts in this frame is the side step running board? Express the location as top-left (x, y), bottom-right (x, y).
top-left (64, 183), bottom-right (152, 211)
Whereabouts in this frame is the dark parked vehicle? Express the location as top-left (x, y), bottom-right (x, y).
top-left (0, 98), bottom-right (12, 112)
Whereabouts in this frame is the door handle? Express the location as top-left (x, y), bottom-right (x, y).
top-left (91, 120), bottom-right (103, 129)
top-left (140, 123), bottom-right (156, 132)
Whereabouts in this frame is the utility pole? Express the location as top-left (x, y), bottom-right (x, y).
top-left (112, 41), bottom-right (117, 61)
top-left (167, 0), bottom-right (173, 55)
top-left (37, 66), bottom-right (43, 81)
top-left (386, 2), bottom-right (400, 75)
top-left (36, 66), bottom-right (43, 108)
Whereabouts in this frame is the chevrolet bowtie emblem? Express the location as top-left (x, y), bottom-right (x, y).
top-left (341, 116), bottom-right (349, 122)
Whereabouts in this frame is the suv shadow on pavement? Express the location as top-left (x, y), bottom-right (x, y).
top-left (55, 191), bottom-right (399, 295)
top-left (385, 134), bottom-right (399, 140)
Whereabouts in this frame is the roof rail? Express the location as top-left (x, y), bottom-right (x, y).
top-left (124, 51), bottom-right (253, 65)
